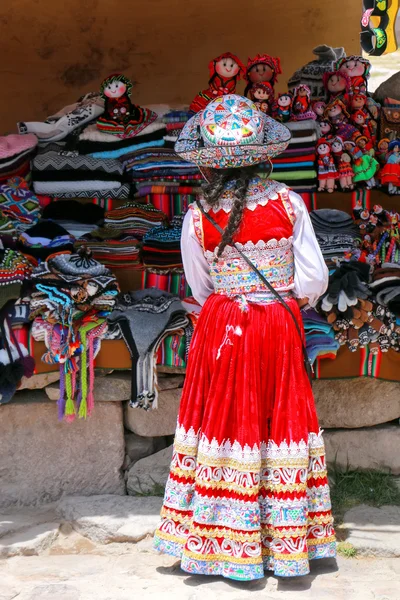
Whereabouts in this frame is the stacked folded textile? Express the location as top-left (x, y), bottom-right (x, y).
top-left (0, 134), bottom-right (38, 184)
top-left (124, 147), bottom-right (199, 180)
top-left (310, 209), bottom-right (358, 268)
top-left (301, 307), bottom-right (340, 364)
top-left (269, 121), bottom-right (319, 192)
top-left (104, 202), bottom-right (167, 239)
top-left (18, 220), bottom-right (75, 261)
top-left (142, 270), bottom-right (191, 300)
top-left (76, 228), bottom-right (141, 271)
top-left (141, 216), bottom-right (183, 270)
top-left (42, 200), bottom-right (105, 238)
top-left (30, 248), bottom-right (119, 420)
top-left (0, 177), bottom-right (41, 235)
top-left (78, 121), bottom-right (166, 159)
top-left (107, 289), bottom-right (189, 410)
top-left (18, 93), bottom-right (104, 143)
top-left (162, 110), bottom-right (192, 145)
top-left (32, 145), bottom-right (127, 197)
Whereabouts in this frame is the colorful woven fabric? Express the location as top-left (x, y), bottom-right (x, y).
top-left (142, 270), bottom-right (191, 300)
top-left (142, 217), bottom-right (183, 270)
top-left (104, 202), bottom-right (167, 239)
top-left (0, 177), bottom-right (40, 232)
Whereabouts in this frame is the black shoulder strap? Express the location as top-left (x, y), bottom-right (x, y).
top-left (196, 201), bottom-right (313, 383)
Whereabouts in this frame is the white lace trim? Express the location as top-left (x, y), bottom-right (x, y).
top-left (204, 237), bottom-right (293, 260)
top-left (199, 179), bottom-right (288, 213)
top-left (174, 424), bottom-right (325, 463)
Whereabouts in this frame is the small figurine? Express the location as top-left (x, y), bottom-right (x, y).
top-left (331, 135), bottom-right (354, 190)
top-left (336, 55), bottom-right (371, 95)
top-left (323, 70), bottom-right (351, 104)
top-left (97, 73), bottom-right (157, 138)
top-left (292, 84), bottom-right (316, 120)
top-left (351, 110), bottom-right (374, 143)
top-left (351, 93), bottom-right (367, 112)
top-left (376, 138), bottom-right (390, 166)
top-left (351, 132), bottom-right (380, 189)
top-left (316, 138), bottom-right (338, 193)
top-left (250, 81), bottom-right (274, 114)
top-left (320, 120), bottom-right (334, 137)
top-left (273, 93), bottom-right (293, 122)
top-left (379, 138), bottom-right (400, 194)
top-left (189, 52), bottom-right (245, 113)
top-left (312, 100), bottom-right (326, 121)
top-left (324, 98), bottom-right (350, 127)
top-left (244, 54), bottom-right (282, 97)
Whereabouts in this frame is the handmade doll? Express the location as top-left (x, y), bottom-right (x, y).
top-left (312, 100), bottom-right (326, 121)
top-left (351, 93), bottom-right (368, 112)
top-left (273, 93), bottom-right (293, 122)
top-left (244, 54), bottom-right (282, 97)
top-left (331, 136), bottom-right (354, 190)
top-left (379, 138), bottom-right (400, 194)
top-left (376, 138), bottom-right (390, 166)
top-left (320, 120), bottom-right (334, 137)
top-left (96, 74), bottom-right (156, 138)
top-left (292, 85), bottom-right (316, 120)
top-left (351, 110), bottom-right (374, 143)
top-left (323, 70), bottom-right (351, 104)
top-left (189, 52), bottom-right (245, 113)
top-left (336, 55), bottom-right (371, 95)
top-left (250, 81), bottom-right (274, 114)
top-left (324, 98), bottom-right (350, 127)
top-left (351, 132), bottom-right (380, 189)
top-left (316, 138), bottom-right (338, 192)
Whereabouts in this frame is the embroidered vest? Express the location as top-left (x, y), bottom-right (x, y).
top-left (191, 179), bottom-right (296, 300)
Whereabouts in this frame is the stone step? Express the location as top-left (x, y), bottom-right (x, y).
top-left (57, 495), bottom-right (163, 544)
top-left (340, 504), bottom-right (400, 557)
top-left (324, 424), bottom-right (400, 475)
top-left (314, 378), bottom-right (400, 429)
top-left (0, 522), bottom-right (60, 558)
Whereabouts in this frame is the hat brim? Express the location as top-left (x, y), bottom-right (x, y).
top-left (175, 110), bottom-right (291, 169)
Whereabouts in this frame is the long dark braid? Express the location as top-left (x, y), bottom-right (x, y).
top-left (202, 164), bottom-right (260, 257)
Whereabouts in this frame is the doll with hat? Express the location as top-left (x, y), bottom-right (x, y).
top-left (351, 132), bottom-right (379, 189)
top-left (244, 54), bottom-right (282, 97)
top-left (316, 138), bottom-right (338, 192)
top-left (292, 85), bottom-right (316, 120)
top-left (379, 138), bottom-right (400, 194)
top-left (96, 74), bottom-right (157, 138)
top-left (323, 71), bottom-right (351, 105)
top-left (273, 93), bottom-right (293, 122)
top-left (312, 100), bottom-right (327, 122)
top-left (351, 110), bottom-right (374, 142)
top-left (335, 55), bottom-right (371, 95)
top-left (249, 81), bottom-right (274, 114)
top-left (189, 53), bottom-right (245, 114)
top-left (377, 138), bottom-right (390, 166)
top-left (331, 136), bottom-right (354, 190)
top-left (324, 98), bottom-right (350, 127)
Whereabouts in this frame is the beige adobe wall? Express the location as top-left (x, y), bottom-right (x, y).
top-left (0, 0), bottom-right (360, 132)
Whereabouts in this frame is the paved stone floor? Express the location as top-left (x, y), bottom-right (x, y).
top-left (1, 542), bottom-right (399, 600)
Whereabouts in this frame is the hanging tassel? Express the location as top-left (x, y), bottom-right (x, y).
top-left (78, 323), bottom-right (90, 419)
top-left (64, 371), bottom-right (76, 422)
top-left (87, 333), bottom-right (95, 416)
top-left (58, 367), bottom-right (66, 421)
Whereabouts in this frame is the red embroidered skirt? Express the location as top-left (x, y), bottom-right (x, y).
top-left (154, 294), bottom-right (336, 580)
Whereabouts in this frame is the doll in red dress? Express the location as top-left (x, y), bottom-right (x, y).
top-left (244, 54), bottom-right (282, 97)
top-left (292, 85), bottom-right (316, 120)
top-left (336, 55), bottom-right (371, 95)
top-left (331, 135), bottom-right (354, 190)
top-left (323, 71), bottom-right (351, 105)
top-left (189, 53), bottom-right (245, 113)
top-left (96, 73), bottom-right (156, 138)
top-left (250, 81), bottom-right (274, 114)
top-left (316, 138), bottom-right (338, 192)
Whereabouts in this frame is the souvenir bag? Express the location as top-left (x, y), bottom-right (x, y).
top-left (197, 202), bottom-right (313, 385)
top-left (380, 101), bottom-right (400, 139)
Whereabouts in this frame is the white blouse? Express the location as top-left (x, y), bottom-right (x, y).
top-left (181, 190), bottom-right (328, 308)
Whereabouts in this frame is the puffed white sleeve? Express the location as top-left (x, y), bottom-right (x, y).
top-left (290, 191), bottom-right (328, 307)
top-left (181, 209), bottom-right (214, 306)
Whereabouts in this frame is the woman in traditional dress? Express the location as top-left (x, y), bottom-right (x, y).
top-left (154, 95), bottom-right (336, 581)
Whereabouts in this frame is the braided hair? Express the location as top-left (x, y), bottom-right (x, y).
top-left (202, 164), bottom-right (263, 257)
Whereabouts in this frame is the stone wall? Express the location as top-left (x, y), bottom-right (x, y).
top-left (1, 372), bottom-right (399, 509)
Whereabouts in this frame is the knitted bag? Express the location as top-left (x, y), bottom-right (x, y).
top-left (380, 104), bottom-right (400, 140)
